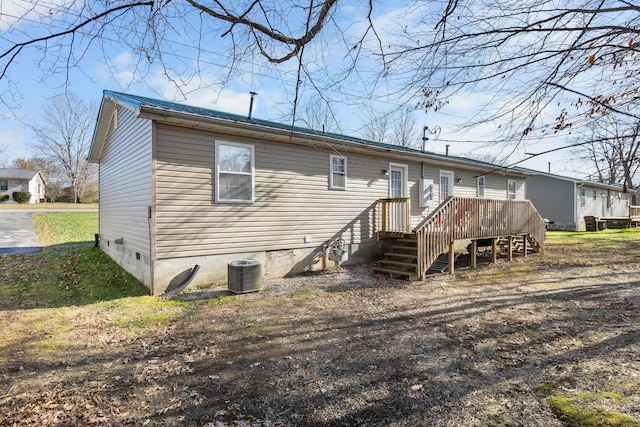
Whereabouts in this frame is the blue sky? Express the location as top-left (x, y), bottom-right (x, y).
top-left (0, 0), bottom-right (584, 177)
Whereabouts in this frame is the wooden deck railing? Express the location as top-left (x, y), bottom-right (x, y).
top-left (379, 197), bottom-right (411, 237)
top-left (411, 197), bottom-right (546, 279)
top-left (630, 205), bottom-right (640, 221)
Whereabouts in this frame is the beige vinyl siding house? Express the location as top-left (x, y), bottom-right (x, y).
top-left (91, 103), bottom-right (153, 284)
top-left (89, 91), bottom-right (533, 295)
top-left (0, 169), bottom-right (46, 203)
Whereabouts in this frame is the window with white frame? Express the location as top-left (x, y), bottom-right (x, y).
top-left (507, 179), bottom-right (517, 199)
top-left (215, 141), bottom-right (254, 203)
top-left (329, 155), bottom-right (347, 190)
top-left (0, 180), bottom-right (7, 191)
top-left (477, 176), bottom-right (485, 198)
top-left (580, 187), bottom-right (586, 207)
top-left (593, 188), bottom-right (597, 200)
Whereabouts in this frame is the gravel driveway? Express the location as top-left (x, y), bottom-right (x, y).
top-left (0, 211), bottom-right (41, 255)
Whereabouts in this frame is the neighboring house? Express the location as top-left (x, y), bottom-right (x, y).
top-left (0, 169), bottom-right (46, 203)
top-left (522, 169), bottom-right (633, 231)
top-left (88, 91), bottom-right (542, 295)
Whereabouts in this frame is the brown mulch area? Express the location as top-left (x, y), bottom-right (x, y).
top-left (1, 237), bottom-right (640, 426)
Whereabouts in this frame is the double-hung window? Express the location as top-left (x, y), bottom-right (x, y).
top-left (580, 187), bottom-right (586, 207)
top-left (330, 155), bottom-right (347, 190)
top-left (477, 176), bottom-right (485, 198)
top-left (0, 180), bottom-right (7, 191)
top-left (507, 179), bottom-right (517, 199)
top-left (215, 141), bottom-right (254, 203)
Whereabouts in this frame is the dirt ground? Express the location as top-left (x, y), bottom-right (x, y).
top-left (2, 232), bottom-right (640, 426)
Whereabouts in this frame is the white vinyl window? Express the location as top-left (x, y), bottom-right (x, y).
top-left (215, 141), bottom-right (254, 203)
top-left (507, 179), bottom-right (517, 200)
top-left (330, 155), bottom-right (347, 190)
top-left (477, 176), bottom-right (485, 198)
top-left (593, 189), bottom-right (597, 200)
top-left (0, 180), bottom-right (7, 191)
top-left (580, 187), bottom-right (586, 207)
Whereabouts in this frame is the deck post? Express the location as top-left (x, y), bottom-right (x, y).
top-left (491, 238), bottom-right (498, 264)
top-left (470, 240), bottom-right (477, 269)
top-left (381, 200), bottom-right (387, 236)
top-left (507, 236), bottom-right (513, 261)
top-left (523, 235), bottom-right (528, 257)
top-left (448, 242), bottom-right (455, 274)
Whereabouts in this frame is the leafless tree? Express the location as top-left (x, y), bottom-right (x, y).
top-left (0, 145), bottom-right (7, 166)
top-left (361, 108), bottom-right (391, 143)
top-left (387, 1), bottom-right (640, 144)
top-left (572, 118), bottom-right (640, 188)
top-left (0, 1), bottom-right (378, 119)
top-left (297, 97), bottom-right (341, 133)
top-left (362, 108), bottom-right (419, 147)
top-left (29, 93), bottom-right (97, 203)
top-left (391, 108), bottom-right (419, 148)
top-left (3, 0), bottom-right (639, 170)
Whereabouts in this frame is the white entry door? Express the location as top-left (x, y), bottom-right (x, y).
top-left (389, 163), bottom-right (407, 198)
top-left (439, 170), bottom-right (454, 202)
top-left (388, 163), bottom-right (408, 230)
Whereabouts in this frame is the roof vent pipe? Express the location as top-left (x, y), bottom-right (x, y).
top-left (248, 91), bottom-right (258, 119)
top-left (446, 144), bottom-right (450, 156)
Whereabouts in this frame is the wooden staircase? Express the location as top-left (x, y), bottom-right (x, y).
top-left (376, 196), bottom-right (548, 280)
top-left (372, 233), bottom-right (418, 279)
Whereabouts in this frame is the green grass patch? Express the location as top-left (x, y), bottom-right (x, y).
top-left (94, 296), bottom-right (192, 331)
top-left (0, 247), bottom-right (148, 310)
top-left (0, 202), bottom-right (98, 210)
top-left (546, 228), bottom-right (640, 250)
top-left (546, 390), bottom-right (640, 427)
top-left (207, 294), bottom-right (238, 307)
top-left (35, 212), bottom-right (98, 246)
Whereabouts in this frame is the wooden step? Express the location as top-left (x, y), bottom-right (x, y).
top-left (391, 245), bottom-right (417, 251)
top-left (384, 252), bottom-right (417, 260)
top-left (397, 238), bottom-right (417, 244)
top-left (378, 260), bottom-right (418, 268)
top-left (372, 266), bottom-right (418, 280)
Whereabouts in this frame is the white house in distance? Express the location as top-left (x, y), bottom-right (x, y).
top-left (522, 169), bottom-right (634, 231)
top-left (0, 169), bottom-right (46, 203)
top-left (88, 91), bottom-right (545, 295)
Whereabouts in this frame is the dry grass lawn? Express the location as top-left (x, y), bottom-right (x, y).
top-left (1, 229), bottom-right (639, 426)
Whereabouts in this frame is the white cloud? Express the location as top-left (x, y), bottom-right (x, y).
top-left (0, 0), bottom-right (78, 31)
top-left (93, 52), bottom-right (137, 84)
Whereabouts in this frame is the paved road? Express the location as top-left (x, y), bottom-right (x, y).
top-left (0, 208), bottom-right (97, 255)
top-left (0, 211), bottom-right (42, 255)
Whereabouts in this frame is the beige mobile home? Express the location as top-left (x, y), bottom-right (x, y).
top-left (88, 91), bottom-right (545, 295)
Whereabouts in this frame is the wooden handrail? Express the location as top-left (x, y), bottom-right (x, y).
top-left (630, 205), bottom-right (640, 220)
top-left (412, 197), bottom-right (546, 279)
top-left (378, 197), bottom-right (411, 236)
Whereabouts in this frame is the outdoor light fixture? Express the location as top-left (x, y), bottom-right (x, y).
top-left (382, 169), bottom-right (388, 175)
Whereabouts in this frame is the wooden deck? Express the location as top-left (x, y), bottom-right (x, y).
top-left (374, 197), bottom-right (546, 279)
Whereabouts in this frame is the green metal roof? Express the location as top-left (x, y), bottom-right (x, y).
top-left (103, 90), bottom-right (520, 173)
